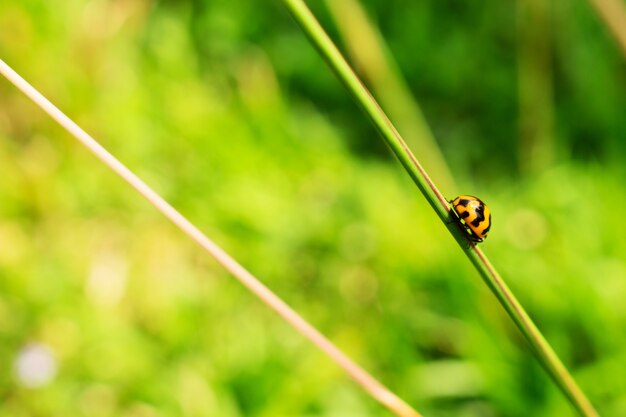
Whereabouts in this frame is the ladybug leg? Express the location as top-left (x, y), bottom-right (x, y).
top-left (449, 217), bottom-right (480, 247)
top-left (448, 216), bottom-right (472, 247)
top-left (459, 231), bottom-right (479, 248)
top-left (457, 232), bottom-right (475, 249)
top-left (446, 206), bottom-right (460, 225)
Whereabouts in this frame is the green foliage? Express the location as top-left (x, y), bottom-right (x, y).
top-left (0, 1), bottom-right (625, 416)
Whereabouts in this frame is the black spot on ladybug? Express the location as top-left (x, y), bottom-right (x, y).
top-left (470, 205), bottom-right (485, 227)
top-left (482, 215), bottom-right (492, 233)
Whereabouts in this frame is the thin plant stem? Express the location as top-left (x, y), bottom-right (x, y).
top-left (517, 0), bottom-right (555, 174)
top-left (279, 1), bottom-right (599, 416)
top-left (324, 0), bottom-right (456, 194)
top-left (0, 58), bottom-right (423, 417)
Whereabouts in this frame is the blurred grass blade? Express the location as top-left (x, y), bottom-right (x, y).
top-left (0, 58), bottom-right (424, 417)
top-left (586, 0), bottom-right (626, 57)
top-left (324, 0), bottom-right (456, 193)
top-left (280, 1), bottom-right (599, 416)
top-left (517, 0), bottom-right (555, 174)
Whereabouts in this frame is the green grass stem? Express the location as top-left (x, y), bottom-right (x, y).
top-left (324, 0), bottom-right (456, 193)
top-left (280, 1), bottom-right (599, 416)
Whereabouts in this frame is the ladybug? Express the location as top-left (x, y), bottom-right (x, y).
top-left (450, 195), bottom-right (491, 243)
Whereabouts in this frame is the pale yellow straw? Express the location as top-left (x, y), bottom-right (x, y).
top-left (0, 58), bottom-right (423, 417)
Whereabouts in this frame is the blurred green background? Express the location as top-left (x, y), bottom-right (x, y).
top-left (1, 0), bottom-right (626, 416)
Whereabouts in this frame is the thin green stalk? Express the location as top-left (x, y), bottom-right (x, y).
top-left (280, 1), bottom-right (599, 416)
top-left (324, 0), bottom-right (456, 194)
